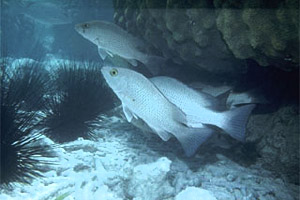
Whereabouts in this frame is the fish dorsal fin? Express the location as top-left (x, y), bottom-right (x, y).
top-left (214, 89), bottom-right (232, 110)
top-left (216, 89), bottom-right (231, 105)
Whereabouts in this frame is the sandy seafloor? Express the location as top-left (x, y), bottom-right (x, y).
top-left (0, 114), bottom-right (298, 200)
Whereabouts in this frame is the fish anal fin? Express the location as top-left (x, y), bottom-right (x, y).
top-left (175, 127), bottom-right (214, 157)
top-left (151, 127), bottom-right (172, 141)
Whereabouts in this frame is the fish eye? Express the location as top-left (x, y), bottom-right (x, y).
top-left (83, 23), bottom-right (89, 28)
top-left (109, 69), bottom-right (118, 77)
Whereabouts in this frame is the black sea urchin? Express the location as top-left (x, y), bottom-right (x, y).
top-left (4, 60), bottom-right (51, 111)
top-left (43, 61), bottom-right (115, 143)
top-left (0, 60), bottom-right (56, 188)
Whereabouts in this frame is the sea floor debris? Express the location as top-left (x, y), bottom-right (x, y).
top-left (0, 115), bottom-right (298, 200)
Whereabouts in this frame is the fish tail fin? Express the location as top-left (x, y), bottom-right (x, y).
top-left (174, 127), bottom-right (214, 157)
top-left (145, 55), bottom-right (166, 75)
top-left (220, 104), bottom-right (255, 142)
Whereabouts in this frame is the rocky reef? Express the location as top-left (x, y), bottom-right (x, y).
top-left (247, 105), bottom-right (299, 185)
top-left (112, 0), bottom-right (299, 186)
top-left (113, 0), bottom-right (299, 73)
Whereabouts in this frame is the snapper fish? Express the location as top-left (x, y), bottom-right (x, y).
top-left (101, 66), bottom-right (214, 156)
top-left (75, 20), bottom-right (165, 75)
top-left (188, 82), bottom-right (267, 109)
top-left (150, 76), bottom-right (255, 142)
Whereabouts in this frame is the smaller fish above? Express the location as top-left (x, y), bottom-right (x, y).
top-left (75, 20), bottom-right (165, 75)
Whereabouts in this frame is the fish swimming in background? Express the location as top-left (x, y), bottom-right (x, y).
top-left (150, 76), bottom-right (255, 142)
top-left (101, 66), bottom-right (214, 156)
top-left (75, 20), bottom-right (165, 75)
top-left (6, 0), bottom-right (73, 26)
top-left (188, 82), bottom-right (268, 108)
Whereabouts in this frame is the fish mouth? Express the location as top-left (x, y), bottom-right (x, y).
top-left (74, 24), bottom-right (83, 33)
top-left (74, 26), bottom-right (80, 32)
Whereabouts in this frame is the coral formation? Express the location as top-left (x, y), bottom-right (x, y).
top-left (113, 0), bottom-right (299, 74)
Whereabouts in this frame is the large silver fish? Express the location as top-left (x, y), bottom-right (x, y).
top-left (150, 76), bottom-right (255, 142)
top-left (101, 66), bottom-right (213, 156)
top-left (75, 20), bottom-right (164, 74)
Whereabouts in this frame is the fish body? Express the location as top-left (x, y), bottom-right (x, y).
top-left (101, 67), bottom-right (213, 156)
top-left (75, 21), bottom-right (163, 74)
top-left (150, 76), bottom-right (255, 142)
top-left (151, 77), bottom-right (222, 111)
top-left (189, 82), bottom-right (268, 108)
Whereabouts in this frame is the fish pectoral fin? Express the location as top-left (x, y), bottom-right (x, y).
top-left (98, 48), bottom-right (110, 60)
top-left (122, 105), bottom-right (134, 122)
top-left (128, 59), bottom-right (138, 67)
top-left (132, 113), bottom-right (139, 119)
top-left (151, 127), bottom-right (172, 141)
top-left (106, 50), bottom-right (114, 57)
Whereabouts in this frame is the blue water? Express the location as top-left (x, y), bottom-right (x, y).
top-left (1, 0), bottom-right (114, 60)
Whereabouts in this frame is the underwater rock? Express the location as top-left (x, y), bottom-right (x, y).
top-left (175, 187), bottom-right (217, 200)
top-left (113, 4), bottom-right (245, 75)
top-left (216, 5), bottom-right (299, 70)
top-left (247, 105), bottom-right (299, 185)
top-left (113, 0), bottom-right (299, 74)
top-left (127, 157), bottom-right (174, 200)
